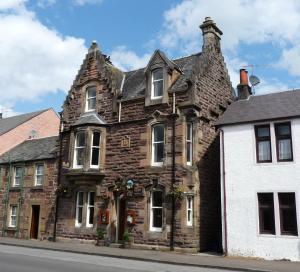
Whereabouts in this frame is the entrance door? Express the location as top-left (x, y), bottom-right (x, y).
top-left (30, 205), bottom-right (40, 239)
top-left (117, 197), bottom-right (126, 242)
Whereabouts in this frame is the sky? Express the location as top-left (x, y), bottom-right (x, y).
top-left (1, 0), bottom-right (300, 117)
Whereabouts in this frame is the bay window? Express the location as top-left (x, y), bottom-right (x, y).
top-left (73, 131), bottom-right (86, 168)
top-left (90, 131), bottom-right (100, 168)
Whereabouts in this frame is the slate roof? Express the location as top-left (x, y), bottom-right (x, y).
top-left (0, 109), bottom-right (49, 136)
top-left (73, 112), bottom-right (106, 126)
top-left (121, 53), bottom-right (200, 100)
top-left (0, 136), bottom-right (58, 164)
top-left (216, 90), bottom-right (300, 126)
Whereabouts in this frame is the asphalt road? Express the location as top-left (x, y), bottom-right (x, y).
top-left (0, 244), bottom-right (242, 272)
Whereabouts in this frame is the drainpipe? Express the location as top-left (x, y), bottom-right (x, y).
top-left (220, 129), bottom-right (228, 255)
top-left (170, 93), bottom-right (177, 251)
top-left (53, 113), bottom-right (63, 242)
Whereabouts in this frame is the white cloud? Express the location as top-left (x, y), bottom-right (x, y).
top-left (0, 0), bottom-right (26, 10)
top-left (110, 46), bottom-right (151, 71)
top-left (279, 45), bottom-right (300, 76)
top-left (0, 2), bottom-right (87, 106)
top-left (73, 0), bottom-right (103, 6)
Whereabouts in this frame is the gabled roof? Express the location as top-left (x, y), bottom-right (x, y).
top-left (0, 136), bottom-right (58, 164)
top-left (144, 50), bottom-right (181, 72)
top-left (217, 90), bottom-right (300, 126)
top-left (0, 109), bottom-right (49, 136)
top-left (73, 112), bottom-right (106, 126)
top-left (121, 53), bottom-right (200, 100)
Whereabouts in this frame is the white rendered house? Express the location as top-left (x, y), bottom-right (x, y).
top-left (217, 70), bottom-right (300, 261)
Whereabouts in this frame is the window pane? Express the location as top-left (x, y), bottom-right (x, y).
top-left (258, 193), bottom-right (275, 234)
top-left (78, 192), bottom-right (84, 206)
top-left (153, 81), bottom-right (163, 97)
top-left (187, 123), bottom-right (192, 140)
top-left (37, 165), bottom-right (44, 175)
top-left (91, 148), bottom-right (99, 166)
top-left (93, 132), bottom-right (100, 146)
top-left (76, 132), bottom-right (86, 147)
top-left (76, 148), bottom-right (85, 166)
top-left (153, 208), bottom-right (162, 228)
top-left (278, 193), bottom-right (298, 235)
top-left (188, 210), bottom-right (191, 222)
top-left (257, 127), bottom-right (270, 137)
top-left (154, 143), bottom-right (164, 162)
top-left (258, 141), bottom-right (271, 161)
top-left (278, 139), bottom-right (292, 160)
top-left (88, 207), bottom-right (94, 225)
top-left (153, 125), bottom-right (164, 142)
top-left (87, 87), bottom-right (96, 98)
top-left (88, 97), bottom-right (96, 110)
top-left (277, 124), bottom-right (290, 136)
top-left (78, 207), bottom-right (83, 224)
top-left (36, 176), bottom-right (43, 186)
top-left (153, 191), bottom-right (163, 207)
top-left (89, 192), bottom-right (95, 206)
top-left (153, 69), bottom-right (163, 80)
top-left (187, 142), bottom-right (192, 163)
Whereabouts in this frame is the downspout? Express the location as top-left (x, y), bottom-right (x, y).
top-left (53, 113), bottom-right (63, 242)
top-left (16, 163), bottom-right (25, 238)
top-left (170, 92), bottom-right (177, 251)
top-left (220, 129), bottom-right (228, 255)
top-left (118, 101), bottom-right (122, 123)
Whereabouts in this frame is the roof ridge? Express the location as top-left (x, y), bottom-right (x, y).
top-left (254, 88), bottom-right (300, 98)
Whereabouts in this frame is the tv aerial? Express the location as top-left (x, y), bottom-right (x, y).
top-left (242, 64), bottom-right (261, 94)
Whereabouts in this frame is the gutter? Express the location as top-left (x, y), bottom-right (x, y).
top-left (220, 129), bottom-right (228, 255)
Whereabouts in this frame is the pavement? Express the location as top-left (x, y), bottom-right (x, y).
top-left (0, 237), bottom-right (299, 272)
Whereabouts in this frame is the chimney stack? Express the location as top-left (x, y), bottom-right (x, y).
top-left (199, 17), bottom-right (223, 53)
top-left (237, 69), bottom-right (252, 100)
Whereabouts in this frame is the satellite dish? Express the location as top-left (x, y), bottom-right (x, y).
top-left (249, 75), bottom-right (260, 87)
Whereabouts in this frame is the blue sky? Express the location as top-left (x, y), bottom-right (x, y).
top-left (1, 0), bottom-right (300, 116)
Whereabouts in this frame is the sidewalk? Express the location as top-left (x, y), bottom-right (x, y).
top-left (0, 237), bottom-right (299, 272)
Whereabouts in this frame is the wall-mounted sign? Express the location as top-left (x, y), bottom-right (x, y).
top-left (121, 136), bottom-right (131, 148)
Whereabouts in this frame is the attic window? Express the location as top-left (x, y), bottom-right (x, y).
top-left (151, 68), bottom-right (163, 99)
top-left (85, 86), bottom-right (96, 111)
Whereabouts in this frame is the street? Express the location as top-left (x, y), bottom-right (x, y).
top-left (0, 244), bottom-right (242, 272)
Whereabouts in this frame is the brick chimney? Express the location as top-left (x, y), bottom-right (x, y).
top-left (199, 17), bottom-right (223, 53)
top-left (237, 69), bottom-right (252, 100)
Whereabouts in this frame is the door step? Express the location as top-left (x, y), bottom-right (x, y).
top-left (109, 243), bottom-right (123, 248)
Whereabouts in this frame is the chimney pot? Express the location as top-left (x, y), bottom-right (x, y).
top-left (237, 69), bottom-right (252, 100)
top-left (240, 69), bottom-right (249, 85)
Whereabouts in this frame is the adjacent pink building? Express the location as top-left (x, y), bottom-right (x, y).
top-left (0, 108), bottom-right (60, 155)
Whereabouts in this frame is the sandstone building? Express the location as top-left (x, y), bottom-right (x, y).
top-left (55, 17), bottom-right (233, 251)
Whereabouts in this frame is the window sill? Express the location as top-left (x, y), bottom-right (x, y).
top-left (30, 186), bottom-right (43, 192)
top-left (5, 226), bottom-right (17, 231)
top-left (9, 187), bottom-right (21, 192)
top-left (258, 233), bottom-right (299, 239)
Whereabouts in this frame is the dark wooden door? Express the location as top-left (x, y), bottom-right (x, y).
top-left (30, 205), bottom-right (40, 239)
top-left (118, 198), bottom-right (126, 241)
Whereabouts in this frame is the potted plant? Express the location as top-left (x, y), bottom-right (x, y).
top-left (96, 228), bottom-right (106, 246)
top-left (122, 231), bottom-right (132, 248)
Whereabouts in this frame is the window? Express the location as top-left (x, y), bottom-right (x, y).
top-left (150, 191), bottom-right (163, 231)
top-left (152, 124), bottom-right (164, 166)
top-left (278, 193), bottom-right (298, 235)
top-left (35, 164), bottom-right (44, 186)
top-left (255, 125), bottom-right (272, 163)
top-left (258, 193), bottom-right (275, 234)
top-left (9, 205), bottom-right (17, 227)
top-left (86, 192), bottom-right (95, 227)
top-left (85, 86), bottom-right (96, 111)
top-left (186, 123), bottom-right (193, 165)
top-left (13, 166), bottom-right (22, 187)
top-left (275, 122), bottom-right (293, 161)
top-left (186, 196), bottom-right (193, 227)
top-left (75, 192), bottom-right (84, 227)
top-left (90, 131), bottom-right (100, 168)
top-left (74, 131), bottom-right (86, 168)
top-left (151, 68), bottom-right (163, 99)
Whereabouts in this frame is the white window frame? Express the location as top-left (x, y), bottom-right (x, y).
top-left (150, 191), bottom-right (163, 232)
top-left (85, 86), bottom-right (97, 112)
top-left (86, 192), bottom-right (95, 228)
top-left (186, 196), bottom-right (193, 227)
top-left (75, 191), bottom-right (84, 227)
top-left (90, 131), bottom-right (101, 169)
top-left (9, 205), bottom-right (17, 227)
top-left (151, 124), bottom-right (164, 166)
top-left (73, 131), bottom-right (85, 169)
top-left (13, 166), bottom-right (22, 187)
top-left (186, 122), bottom-right (193, 166)
top-left (35, 164), bottom-right (44, 186)
top-left (151, 68), bottom-right (163, 99)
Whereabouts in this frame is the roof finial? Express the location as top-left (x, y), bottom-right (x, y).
top-left (88, 40), bottom-right (100, 53)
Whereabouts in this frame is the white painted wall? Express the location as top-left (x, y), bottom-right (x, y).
top-left (221, 118), bottom-right (300, 261)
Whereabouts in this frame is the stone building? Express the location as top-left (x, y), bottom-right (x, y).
top-left (56, 17), bottom-right (233, 251)
top-left (0, 136), bottom-right (58, 239)
top-left (0, 108), bottom-right (59, 155)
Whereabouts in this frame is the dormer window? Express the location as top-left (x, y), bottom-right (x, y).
top-left (85, 86), bottom-right (96, 111)
top-left (151, 68), bottom-right (163, 99)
